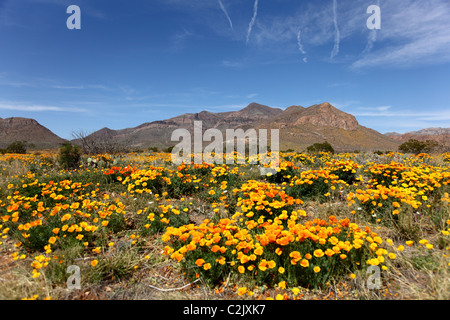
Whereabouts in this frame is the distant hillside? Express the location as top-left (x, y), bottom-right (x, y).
top-left (385, 127), bottom-right (450, 150)
top-left (252, 102), bottom-right (400, 152)
top-left (0, 117), bottom-right (66, 150)
top-left (0, 102), bottom-right (410, 153)
top-left (73, 103), bottom-right (283, 150)
top-left (79, 102), bottom-right (400, 152)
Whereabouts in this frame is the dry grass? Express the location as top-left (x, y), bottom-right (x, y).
top-left (0, 244), bottom-right (53, 300)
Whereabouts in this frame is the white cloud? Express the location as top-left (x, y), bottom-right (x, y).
top-left (222, 60), bottom-right (244, 68)
top-left (204, 103), bottom-right (248, 111)
top-left (363, 29), bottom-right (377, 54)
top-left (358, 106), bottom-right (392, 112)
top-left (24, 0), bottom-right (107, 19)
top-left (118, 85), bottom-right (138, 96)
top-left (50, 85), bottom-right (85, 90)
top-left (354, 105), bottom-right (450, 133)
top-left (0, 103), bottom-right (87, 113)
top-left (218, 0), bottom-right (450, 69)
top-left (134, 102), bottom-right (248, 113)
top-left (169, 28), bottom-right (195, 52)
top-left (0, 75), bottom-right (112, 91)
top-left (296, 30), bottom-right (306, 55)
top-left (297, 29), bottom-right (308, 62)
top-left (353, 109), bottom-right (450, 121)
top-left (352, 0), bottom-right (450, 68)
top-left (327, 82), bottom-right (350, 88)
top-left (327, 100), bottom-right (360, 109)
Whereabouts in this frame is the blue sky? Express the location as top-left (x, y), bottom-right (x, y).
top-left (0, 0), bottom-right (449, 139)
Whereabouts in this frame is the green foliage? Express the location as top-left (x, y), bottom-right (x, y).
top-left (398, 139), bottom-right (438, 155)
top-left (6, 140), bottom-right (28, 154)
top-left (306, 141), bottom-right (335, 154)
top-left (165, 146), bottom-right (175, 153)
top-left (285, 176), bottom-right (331, 201)
top-left (265, 164), bottom-right (297, 184)
top-left (58, 143), bottom-right (82, 170)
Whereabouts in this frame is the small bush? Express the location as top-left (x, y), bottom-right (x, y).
top-left (6, 140), bottom-right (28, 154)
top-left (285, 170), bottom-right (343, 201)
top-left (399, 139), bottom-right (438, 155)
top-left (165, 146), bottom-right (175, 153)
top-left (307, 141), bottom-right (334, 154)
top-left (58, 143), bottom-right (82, 170)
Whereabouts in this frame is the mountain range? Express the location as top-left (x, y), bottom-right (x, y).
top-left (0, 102), bottom-right (447, 152)
top-left (385, 127), bottom-right (450, 150)
top-left (79, 102), bottom-right (400, 152)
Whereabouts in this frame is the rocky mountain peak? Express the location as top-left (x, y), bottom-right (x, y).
top-left (0, 117), bottom-right (66, 149)
top-left (293, 102), bottom-right (359, 131)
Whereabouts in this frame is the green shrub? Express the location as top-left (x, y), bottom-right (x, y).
top-left (398, 139), bottom-right (438, 155)
top-left (6, 140), bottom-right (28, 154)
top-left (285, 175), bottom-right (332, 201)
top-left (58, 143), bottom-right (82, 170)
top-left (165, 146), bottom-right (175, 153)
top-left (306, 141), bottom-right (334, 154)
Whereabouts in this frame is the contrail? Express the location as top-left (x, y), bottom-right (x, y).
top-left (246, 0), bottom-right (259, 44)
top-left (331, 0), bottom-right (340, 59)
top-left (363, 29), bottom-right (377, 54)
top-left (218, 0), bottom-right (233, 30)
top-left (297, 30), bottom-right (306, 55)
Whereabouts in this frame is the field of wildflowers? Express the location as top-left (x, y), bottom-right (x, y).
top-left (0, 150), bottom-right (448, 300)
